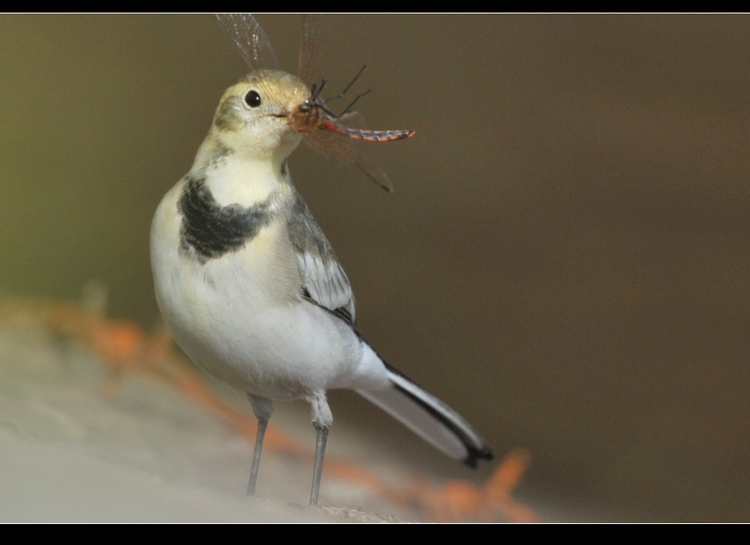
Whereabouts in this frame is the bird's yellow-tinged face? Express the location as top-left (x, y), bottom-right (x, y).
top-left (211, 69), bottom-right (310, 163)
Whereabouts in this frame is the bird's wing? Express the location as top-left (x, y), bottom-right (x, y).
top-left (286, 190), bottom-right (356, 326)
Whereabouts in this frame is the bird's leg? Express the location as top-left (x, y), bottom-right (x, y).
top-left (247, 394), bottom-right (273, 496)
top-left (310, 423), bottom-right (329, 506)
top-left (307, 391), bottom-right (333, 506)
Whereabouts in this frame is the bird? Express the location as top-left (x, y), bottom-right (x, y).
top-left (150, 14), bottom-right (493, 506)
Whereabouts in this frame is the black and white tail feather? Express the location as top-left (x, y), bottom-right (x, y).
top-left (357, 360), bottom-right (494, 468)
top-left (296, 214), bottom-right (493, 468)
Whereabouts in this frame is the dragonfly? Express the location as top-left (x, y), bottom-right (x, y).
top-left (216, 13), bottom-right (415, 192)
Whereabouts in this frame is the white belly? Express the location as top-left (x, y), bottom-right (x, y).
top-left (150, 182), bottom-right (365, 400)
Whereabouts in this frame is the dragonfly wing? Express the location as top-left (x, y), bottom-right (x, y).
top-left (216, 13), bottom-right (278, 71)
top-left (352, 146), bottom-right (394, 193)
top-left (297, 14), bottom-right (324, 88)
top-left (305, 112), bottom-right (394, 192)
top-left (304, 129), bottom-right (357, 169)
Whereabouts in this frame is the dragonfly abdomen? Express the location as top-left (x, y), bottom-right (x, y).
top-left (320, 121), bottom-right (415, 142)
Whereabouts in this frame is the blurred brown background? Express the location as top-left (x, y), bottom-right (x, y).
top-left (2, 14), bottom-right (749, 521)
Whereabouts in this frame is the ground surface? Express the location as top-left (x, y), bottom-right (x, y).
top-left (0, 320), bottom-right (533, 523)
top-left (0, 325), bottom-right (425, 522)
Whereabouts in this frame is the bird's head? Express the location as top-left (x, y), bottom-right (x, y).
top-left (210, 70), bottom-right (310, 164)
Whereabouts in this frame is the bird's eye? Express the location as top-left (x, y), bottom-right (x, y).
top-left (244, 90), bottom-right (261, 108)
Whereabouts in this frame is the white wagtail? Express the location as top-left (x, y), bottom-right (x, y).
top-left (150, 14), bottom-right (493, 506)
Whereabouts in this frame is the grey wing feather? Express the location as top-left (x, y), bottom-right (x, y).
top-left (286, 190), bottom-right (356, 325)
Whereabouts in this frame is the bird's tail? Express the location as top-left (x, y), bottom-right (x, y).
top-left (356, 363), bottom-right (494, 468)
